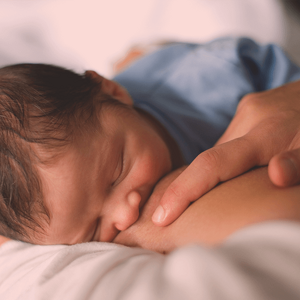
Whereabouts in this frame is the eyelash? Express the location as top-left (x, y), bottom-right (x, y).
top-left (112, 149), bottom-right (124, 186)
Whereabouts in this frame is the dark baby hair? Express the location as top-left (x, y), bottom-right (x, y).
top-left (0, 63), bottom-right (104, 240)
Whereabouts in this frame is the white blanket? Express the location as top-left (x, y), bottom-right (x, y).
top-left (1, 221), bottom-right (300, 300)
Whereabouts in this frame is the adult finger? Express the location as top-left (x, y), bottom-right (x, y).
top-left (269, 148), bottom-right (300, 187)
top-left (152, 135), bottom-right (263, 226)
top-left (216, 92), bottom-right (268, 146)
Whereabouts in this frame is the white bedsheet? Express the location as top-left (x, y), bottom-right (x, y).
top-left (1, 221), bottom-right (300, 300)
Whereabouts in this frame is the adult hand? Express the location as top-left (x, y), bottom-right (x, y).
top-left (152, 80), bottom-right (300, 226)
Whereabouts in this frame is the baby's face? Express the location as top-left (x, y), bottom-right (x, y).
top-left (30, 74), bottom-right (172, 245)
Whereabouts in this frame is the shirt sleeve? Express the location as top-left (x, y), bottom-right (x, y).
top-left (114, 38), bottom-right (300, 162)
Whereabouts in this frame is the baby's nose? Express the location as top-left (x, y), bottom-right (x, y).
top-left (115, 191), bottom-right (141, 231)
top-left (128, 190), bottom-right (142, 209)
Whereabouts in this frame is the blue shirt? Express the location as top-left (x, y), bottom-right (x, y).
top-left (114, 38), bottom-right (300, 164)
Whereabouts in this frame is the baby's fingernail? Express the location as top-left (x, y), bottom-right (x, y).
top-left (152, 206), bottom-right (165, 223)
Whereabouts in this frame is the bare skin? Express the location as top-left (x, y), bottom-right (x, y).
top-left (114, 166), bottom-right (300, 254)
top-left (1, 166), bottom-right (300, 250)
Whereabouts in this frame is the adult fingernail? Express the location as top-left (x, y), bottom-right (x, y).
top-left (152, 206), bottom-right (165, 223)
top-left (280, 157), bottom-right (298, 184)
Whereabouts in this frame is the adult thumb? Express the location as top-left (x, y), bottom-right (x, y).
top-left (268, 148), bottom-right (300, 187)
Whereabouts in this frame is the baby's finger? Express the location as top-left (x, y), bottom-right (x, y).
top-left (152, 136), bottom-right (263, 226)
top-left (269, 148), bottom-right (300, 187)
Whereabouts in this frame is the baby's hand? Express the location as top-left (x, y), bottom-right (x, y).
top-left (152, 80), bottom-right (300, 226)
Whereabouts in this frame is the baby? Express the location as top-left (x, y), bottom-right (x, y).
top-left (0, 63), bottom-right (185, 244)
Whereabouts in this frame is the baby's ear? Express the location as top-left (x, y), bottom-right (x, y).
top-left (86, 70), bottom-right (133, 106)
top-left (85, 70), bottom-right (103, 83)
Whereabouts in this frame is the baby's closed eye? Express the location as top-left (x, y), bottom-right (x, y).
top-left (111, 148), bottom-right (124, 186)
